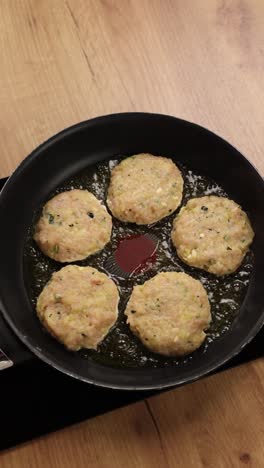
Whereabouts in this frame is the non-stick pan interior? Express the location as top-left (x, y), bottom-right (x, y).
top-left (24, 157), bottom-right (253, 370)
top-left (0, 113), bottom-right (264, 389)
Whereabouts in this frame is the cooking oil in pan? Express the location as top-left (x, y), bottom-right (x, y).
top-left (24, 157), bottom-right (254, 368)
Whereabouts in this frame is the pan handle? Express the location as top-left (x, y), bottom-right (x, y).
top-left (0, 348), bottom-right (13, 370)
top-left (0, 177), bottom-right (14, 371)
top-left (0, 310), bottom-right (32, 371)
top-left (0, 312), bottom-right (13, 370)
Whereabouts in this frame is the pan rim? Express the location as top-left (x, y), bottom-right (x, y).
top-left (2, 112), bottom-right (264, 192)
top-left (1, 303), bottom-right (263, 390)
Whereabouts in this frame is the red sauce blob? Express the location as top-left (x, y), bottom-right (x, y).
top-left (114, 234), bottom-right (157, 274)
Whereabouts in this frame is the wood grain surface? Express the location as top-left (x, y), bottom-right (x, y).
top-left (0, 1), bottom-right (263, 467)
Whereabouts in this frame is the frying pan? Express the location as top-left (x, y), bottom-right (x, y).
top-left (0, 112), bottom-right (263, 390)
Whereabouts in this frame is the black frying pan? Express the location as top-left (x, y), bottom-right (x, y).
top-left (0, 113), bottom-right (264, 390)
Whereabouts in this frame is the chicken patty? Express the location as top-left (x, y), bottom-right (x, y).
top-left (125, 271), bottom-right (211, 356)
top-left (171, 196), bottom-right (254, 275)
top-left (107, 153), bottom-right (183, 224)
top-left (36, 265), bottom-right (119, 351)
top-left (34, 189), bottom-right (112, 262)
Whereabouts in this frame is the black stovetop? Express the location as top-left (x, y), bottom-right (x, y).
top-left (0, 177), bottom-right (263, 452)
top-left (1, 309), bottom-right (263, 452)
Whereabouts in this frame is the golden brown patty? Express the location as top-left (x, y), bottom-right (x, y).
top-left (107, 153), bottom-right (183, 224)
top-left (125, 272), bottom-right (211, 356)
top-left (34, 189), bottom-right (112, 262)
top-left (171, 196), bottom-right (254, 275)
top-left (36, 265), bottom-right (119, 351)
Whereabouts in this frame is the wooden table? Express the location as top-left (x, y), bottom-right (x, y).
top-left (0, 1), bottom-right (263, 466)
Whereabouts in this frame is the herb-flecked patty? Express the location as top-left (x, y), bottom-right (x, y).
top-left (125, 272), bottom-right (211, 356)
top-left (36, 265), bottom-right (119, 351)
top-left (107, 153), bottom-right (183, 224)
top-left (171, 196), bottom-right (254, 275)
top-left (34, 189), bottom-right (112, 262)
